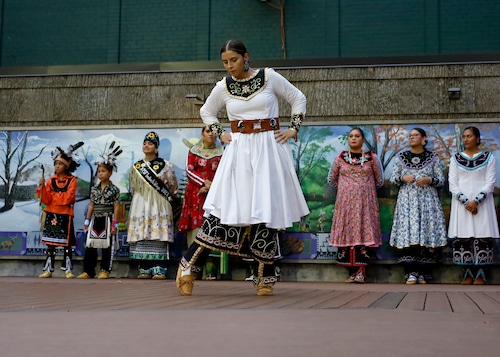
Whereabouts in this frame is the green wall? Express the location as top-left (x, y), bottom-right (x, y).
top-left (0, 0), bottom-right (499, 67)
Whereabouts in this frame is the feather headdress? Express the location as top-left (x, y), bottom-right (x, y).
top-left (95, 141), bottom-right (122, 172)
top-left (51, 141), bottom-right (84, 173)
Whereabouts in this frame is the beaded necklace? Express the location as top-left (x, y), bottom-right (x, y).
top-left (346, 151), bottom-right (368, 167)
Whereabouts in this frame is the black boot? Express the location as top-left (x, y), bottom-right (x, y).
top-left (62, 247), bottom-right (74, 278)
top-left (39, 247), bottom-right (56, 278)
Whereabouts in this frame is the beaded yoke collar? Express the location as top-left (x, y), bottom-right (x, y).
top-left (398, 150), bottom-right (436, 169)
top-left (225, 68), bottom-right (267, 100)
top-left (190, 142), bottom-right (223, 160)
top-left (454, 151), bottom-right (490, 169)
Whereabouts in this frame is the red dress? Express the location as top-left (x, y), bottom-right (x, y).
top-left (178, 143), bottom-right (223, 232)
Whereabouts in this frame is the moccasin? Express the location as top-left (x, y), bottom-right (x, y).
top-left (256, 285), bottom-right (274, 296)
top-left (176, 266), bottom-right (194, 296)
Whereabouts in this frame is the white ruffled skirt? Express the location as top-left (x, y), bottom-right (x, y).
top-left (203, 130), bottom-right (309, 229)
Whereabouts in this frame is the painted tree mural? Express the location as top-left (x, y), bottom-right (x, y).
top-left (289, 126), bottom-right (337, 231)
top-left (290, 126), bottom-right (336, 193)
top-left (0, 131), bottom-right (46, 212)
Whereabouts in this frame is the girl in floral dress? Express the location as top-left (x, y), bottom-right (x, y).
top-left (328, 128), bottom-right (384, 283)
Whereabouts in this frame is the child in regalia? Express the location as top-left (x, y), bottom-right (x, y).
top-left (78, 142), bottom-right (122, 279)
top-left (38, 141), bottom-right (84, 278)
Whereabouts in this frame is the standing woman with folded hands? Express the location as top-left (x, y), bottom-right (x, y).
top-left (448, 126), bottom-right (499, 284)
top-left (176, 39), bottom-right (309, 296)
top-left (390, 128), bottom-right (448, 284)
top-left (328, 127), bottom-right (384, 283)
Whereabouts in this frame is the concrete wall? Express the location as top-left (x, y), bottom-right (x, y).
top-left (1, 62), bottom-right (500, 130)
top-left (1, 62), bottom-right (500, 282)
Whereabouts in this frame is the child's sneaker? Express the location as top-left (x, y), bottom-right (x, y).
top-left (406, 274), bottom-right (418, 284)
top-left (137, 268), bottom-right (152, 279)
top-left (151, 267), bottom-right (166, 280)
top-left (345, 273), bottom-right (356, 283)
top-left (353, 272), bottom-right (365, 283)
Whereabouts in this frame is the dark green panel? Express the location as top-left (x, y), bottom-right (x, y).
top-left (0, 0), bottom-right (3, 64)
top-left (1, 0), bottom-right (112, 66)
top-left (105, 0), bottom-right (121, 63)
top-left (208, 0), bottom-right (280, 61)
top-left (119, 0), bottom-right (209, 63)
top-left (1, 0), bottom-right (500, 68)
top-left (340, 0), bottom-right (427, 57)
top-left (286, 0), bottom-right (340, 59)
top-left (440, 0), bottom-right (500, 54)
top-left (423, 0), bottom-right (440, 53)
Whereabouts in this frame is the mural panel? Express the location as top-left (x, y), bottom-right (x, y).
top-left (1, 124), bottom-right (499, 262)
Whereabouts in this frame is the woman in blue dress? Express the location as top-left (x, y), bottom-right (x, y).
top-left (390, 128), bottom-right (447, 284)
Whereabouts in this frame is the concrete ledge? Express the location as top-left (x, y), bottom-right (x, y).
top-left (1, 256), bottom-right (499, 284)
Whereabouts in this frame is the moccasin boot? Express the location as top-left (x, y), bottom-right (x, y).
top-left (97, 270), bottom-right (109, 279)
top-left (461, 276), bottom-right (474, 285)
top-left (461, 268), bottom-right (474, 285)
top-left (38, 270), bottom-right (52, 278)
top-left (77, 272), bottom-right (91, 279)
top-left (176, 266), bottom-right (194, 296)
top-left (473, 276), bottom-right (485, 285)
top-left (256, 285), bottom-right (274, 296)
top-left (473, 268), bottom-right (486, 285)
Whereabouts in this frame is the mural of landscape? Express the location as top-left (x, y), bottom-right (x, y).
top-left (1, 123), bottom-right (499, 261)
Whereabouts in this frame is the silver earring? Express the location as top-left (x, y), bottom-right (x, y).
top-left (243, 60), bottom-right (249, 72)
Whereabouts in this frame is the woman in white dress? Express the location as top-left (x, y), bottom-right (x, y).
top-left (448, 126), bottom-right (499, 284)
top-left (176, 39), bottom-right (309, 296)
